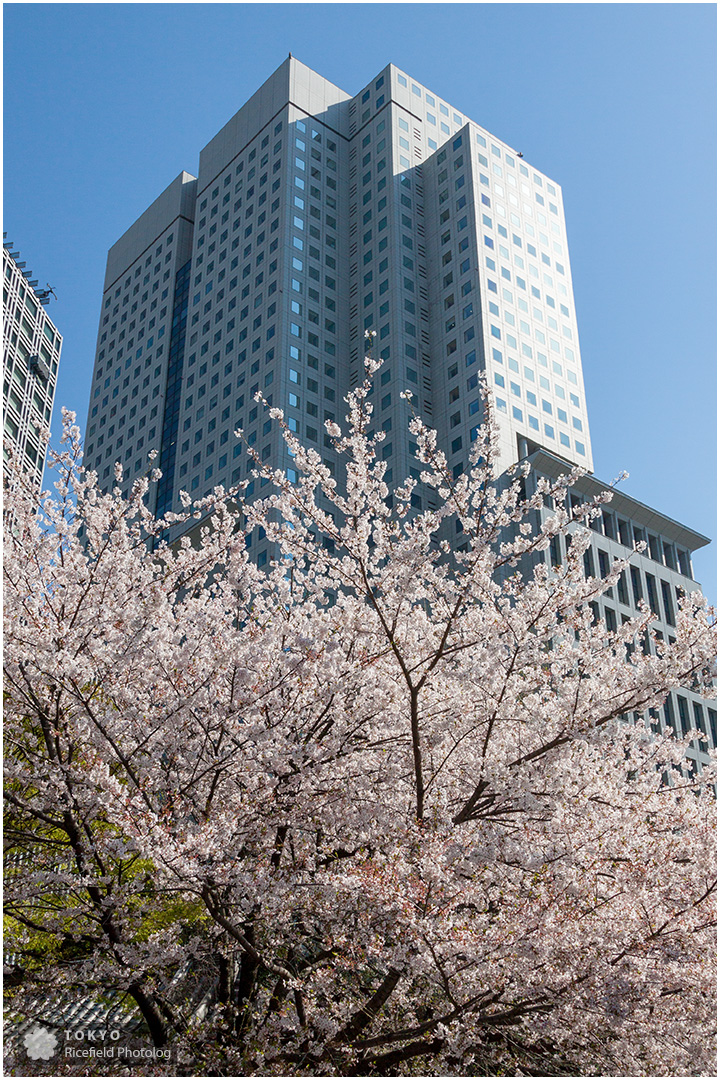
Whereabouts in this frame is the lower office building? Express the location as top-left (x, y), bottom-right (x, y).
top-left (521, 451), bottom-right (715, 770)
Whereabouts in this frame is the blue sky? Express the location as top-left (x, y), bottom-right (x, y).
top-left (4, 3), bottom-right (716, 598)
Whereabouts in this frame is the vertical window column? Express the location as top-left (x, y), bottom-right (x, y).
top-left (155, 259), bottom-right (191, 518)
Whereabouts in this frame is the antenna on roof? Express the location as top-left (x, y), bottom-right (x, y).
top-left (36, 284), bottom-right (57, 305)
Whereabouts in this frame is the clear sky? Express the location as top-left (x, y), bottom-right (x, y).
top-left (4, 2), bottom-right (717, 599)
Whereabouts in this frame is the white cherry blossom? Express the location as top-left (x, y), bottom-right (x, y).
top-left (3, 376), bottom-right (715, 1077)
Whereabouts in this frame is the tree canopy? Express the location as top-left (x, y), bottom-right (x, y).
top-left (4, 368), bottom-right (716, 1076)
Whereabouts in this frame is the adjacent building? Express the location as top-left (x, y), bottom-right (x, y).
top-left (3, 238), bottom-right (62, 493)
top-left (82, 58), bottom-right (714, 762)
top-left (521, 450), bottom-right (714, 772)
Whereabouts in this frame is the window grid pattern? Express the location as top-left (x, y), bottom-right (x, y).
top-left (3, 246), bottom-right (61, 490)
top-left (530, 464), bottom-right (714, 772)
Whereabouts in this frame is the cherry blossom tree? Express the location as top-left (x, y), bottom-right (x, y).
top-left (4, 364), bottom-right (716, 1077)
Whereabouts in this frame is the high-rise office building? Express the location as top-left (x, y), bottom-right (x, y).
top-left (3, 238), bottom-right (62, 494)
top-left (85, 58), bottom-right (590, 534)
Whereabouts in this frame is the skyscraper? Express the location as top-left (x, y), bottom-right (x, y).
top-left (84, 58), bottom-right (590, 531)
top-left (3, 238), bottom-right (62, 494)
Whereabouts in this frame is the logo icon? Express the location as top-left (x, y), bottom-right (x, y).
top-left (23, 1025), bottom-right (58, 1060)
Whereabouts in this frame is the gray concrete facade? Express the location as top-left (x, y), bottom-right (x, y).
top-left (85, 171), bottom-right (196, 515)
